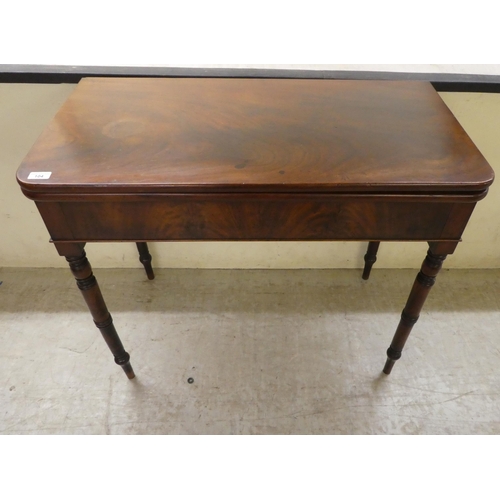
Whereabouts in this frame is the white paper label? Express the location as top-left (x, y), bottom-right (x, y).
top-left (28, 172), bottom-right (52, 180)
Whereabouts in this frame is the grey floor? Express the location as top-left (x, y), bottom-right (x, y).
top-left (1, 266), bottom-right (500, 434)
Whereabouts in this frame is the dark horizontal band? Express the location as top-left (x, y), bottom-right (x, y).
top-left (2, 65), bottom-right (500, 92)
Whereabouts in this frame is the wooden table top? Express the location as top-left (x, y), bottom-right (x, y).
top-left (17, 78), bottom-right (494, 197)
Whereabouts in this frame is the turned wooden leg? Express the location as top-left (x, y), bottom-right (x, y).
top-left (65, 249), bottom-right (135, 379)
top-left (362, 241), bottom-right (380, 280)
top-left (136, 242), bottom-right (155, 280)
top-left (383, 246), bottom-right (447, 375)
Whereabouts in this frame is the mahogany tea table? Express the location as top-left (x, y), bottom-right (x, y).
top-left (16, 78), bottom-right (494, 379)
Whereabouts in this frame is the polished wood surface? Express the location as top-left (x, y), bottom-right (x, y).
top-left (34, 195), bottom-right (477, 243)
top-left (136, 242), bottom-right (154, 280)
top-left (16, 78), bottom-right (495, 379)
top-left (17, 78), bottom-right (493, 197)
top-left (383, 244), bottom-right (448, 374)
top-left (362, 241), bottom-right (380, 280)
top-left (65, 246), bottom-right (135, 379)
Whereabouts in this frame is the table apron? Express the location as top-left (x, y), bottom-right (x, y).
top-left (36, 197), bottom-right (476, 242)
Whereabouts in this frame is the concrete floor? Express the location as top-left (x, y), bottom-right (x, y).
top-left (1, 266), bottom-right (500, 434)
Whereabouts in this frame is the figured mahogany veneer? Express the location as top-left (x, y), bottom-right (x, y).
top-left (17, 78), bottom-right (494, 379)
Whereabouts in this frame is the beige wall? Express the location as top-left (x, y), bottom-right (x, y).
top-left (1, 83), bottom-right (499, 269)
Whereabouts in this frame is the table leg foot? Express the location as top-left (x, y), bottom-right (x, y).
top-left (382, 246), bottom-right (447, 374)
top-left (136, 242), bottom-right (155, 280)
top-left (362, 241), bottom-right (380, 280)
top-left (383, 347), bottom-right (402, 375)
top-left (66, 249), bottom-right (135, 380)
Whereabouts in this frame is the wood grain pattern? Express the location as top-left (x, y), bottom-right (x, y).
top-left (17, 78), bottom-right (494, 197)
top-left (35, 197), bottom-right (459, 242)
top-left (16, 78), bottom-right (495, 379)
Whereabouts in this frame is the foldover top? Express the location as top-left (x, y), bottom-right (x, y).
top-left (17, 78), bottom-right (494, 197)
